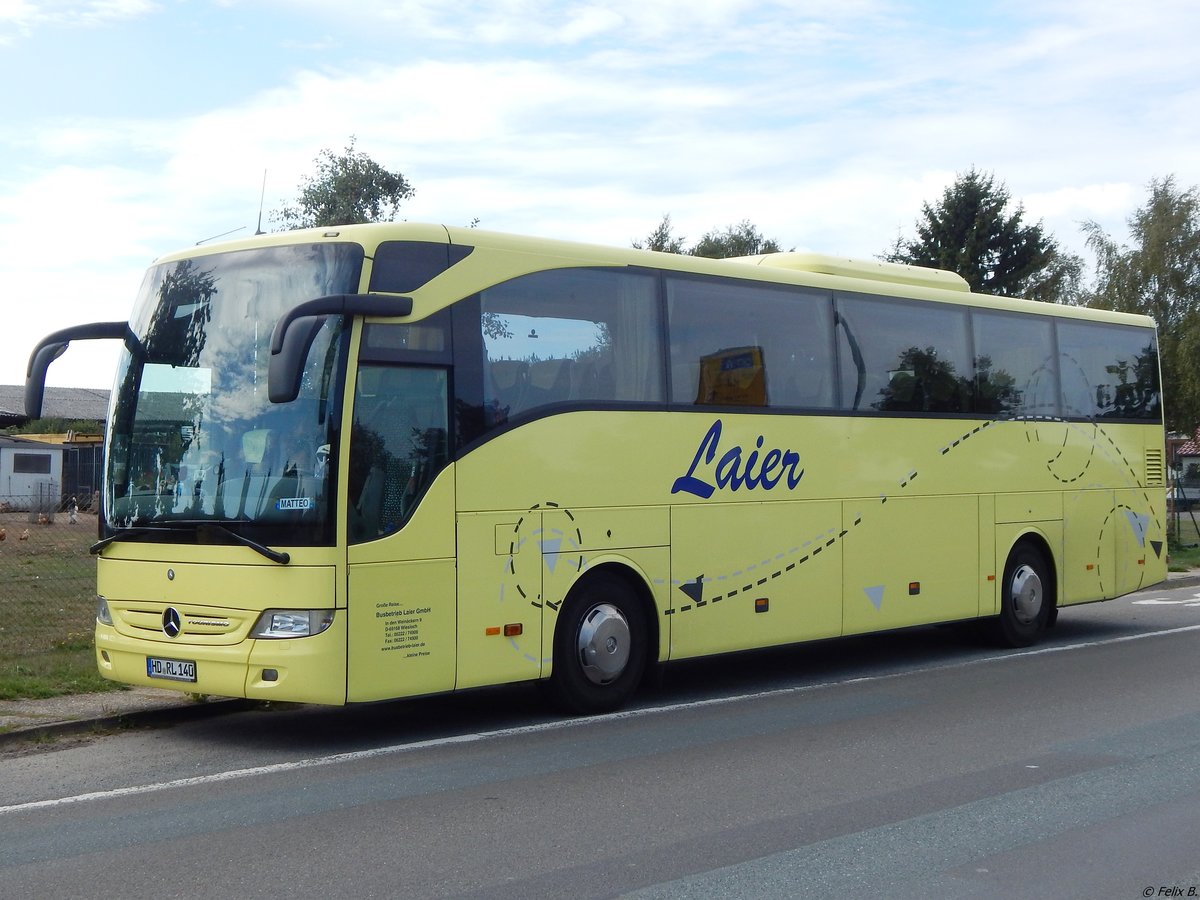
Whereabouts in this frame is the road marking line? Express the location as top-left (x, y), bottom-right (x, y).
top-left (5, 622), bottom-right (1200, 817)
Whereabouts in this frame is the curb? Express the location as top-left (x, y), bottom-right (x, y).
top-left (0, 698), bottom-right (255, 748)
top-left (1165, 571), bottom-right (1200, 590)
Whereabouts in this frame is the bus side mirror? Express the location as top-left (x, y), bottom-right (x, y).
top-left (25, 321), bottom-right (129, 419)
top-left (268, 294), bottom-right (413, 404)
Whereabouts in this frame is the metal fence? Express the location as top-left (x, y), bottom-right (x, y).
top-left (0, 497), bottom-right (98, 662)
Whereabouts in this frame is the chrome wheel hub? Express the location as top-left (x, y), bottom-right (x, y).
top-left (576, 603), bottom-right (630, 685)
top-left (1010, 563), bottom-right (1043, 625)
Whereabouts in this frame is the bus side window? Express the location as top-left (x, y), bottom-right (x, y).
top-left (836, 293), bottom-right (972, 414)
top-left (1056, 319), bottom-right (1160, 420)
top-left (667, 276), bottom-right (835, 410)
top-left (479, 268), bottom-right (662, 421)
top-left (972, 309), bottom-right (1059, 418)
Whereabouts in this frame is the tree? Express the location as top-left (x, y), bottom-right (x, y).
top-left (690, 220), bottom-right (783, 259)
top-left (884, 168), bottom-right (1082, 303)
top-left (1083, 176), bottom-right (1200, 432)
top-left (632, 214), bottom-right (687, 253)
top-left (272, 137), bottom-right (415, 230)
top-left (633, 215), bottom-right (783, 258)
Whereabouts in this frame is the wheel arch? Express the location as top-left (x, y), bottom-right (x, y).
top-left (1003, 529), bottom-right (1059, 611)
top-left (557, 560), bottom-right (662, 674)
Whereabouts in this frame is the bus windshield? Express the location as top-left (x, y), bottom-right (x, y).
top-left (104, 242), bottom-right (363, 545)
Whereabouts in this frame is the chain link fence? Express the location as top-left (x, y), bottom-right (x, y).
top-left (0, 495), bottom-right (98, 668)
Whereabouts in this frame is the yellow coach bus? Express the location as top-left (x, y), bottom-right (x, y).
top-left (26, 223), bottom-right (1166, 713)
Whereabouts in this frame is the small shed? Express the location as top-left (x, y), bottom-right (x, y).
top-left (0, 434), bottom-right (61, 513)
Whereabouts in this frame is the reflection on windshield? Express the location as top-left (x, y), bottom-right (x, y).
top-left (104, 243), bottom-right (362, 545)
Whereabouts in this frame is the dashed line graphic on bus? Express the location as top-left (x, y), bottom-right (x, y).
top-left (1026, 417), bottom-right (1097, 484)
top-left (665, 521), bottom-right (861, 615)
top-left (665, 417), bottom-right (1004, 616)
top-left (938, 420), bottom-right (995, 455)
top-left (499, 501), bottom-right (586, 614)
top-left (498, 414), bottom-right (1162, 626)
top-left (1019, 413), bottom-right (1164, 536)
top-left (1095, 503), bottom-right (1158, 595)
top-left (661, 415), bottom-right (1161, 617)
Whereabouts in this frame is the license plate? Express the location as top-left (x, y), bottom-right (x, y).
top-left (146, 656), bottom-right (197, 682)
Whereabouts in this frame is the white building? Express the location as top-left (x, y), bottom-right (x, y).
top-left (0, 434), bottom-right (62, 512)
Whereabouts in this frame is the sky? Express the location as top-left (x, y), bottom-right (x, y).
top-left (0, 0), bottom-right (1197, 391)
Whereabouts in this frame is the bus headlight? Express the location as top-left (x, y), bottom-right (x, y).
top-left (96, 595), bottom-right (113, 626)
top-left (250, 609), bottom-right (335, 639)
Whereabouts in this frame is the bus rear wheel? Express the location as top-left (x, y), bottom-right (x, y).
top-left (548, 572), bottom-right (648, 715)
top-left (990, 542), bottom-right (1052, 647)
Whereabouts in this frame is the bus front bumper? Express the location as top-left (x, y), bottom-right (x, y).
top-left (95, 614), bottom-right (348, 705)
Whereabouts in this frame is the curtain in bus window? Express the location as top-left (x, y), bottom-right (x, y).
top-left (835, 294), bottom-right (972, 413)
top-left (666, 277), bottom-right (835, 409)
top-left (971, 310), bottom-right (1059, 418)
top-left (1056, 320), bottom-right (1160, 420)
top-left (613, 276), bottom-right (661, 402)
top-left (480, 269), bottom-right (662, 420)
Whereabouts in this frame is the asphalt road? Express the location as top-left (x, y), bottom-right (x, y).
top-left (3, 580), bottom-right (1200, 899)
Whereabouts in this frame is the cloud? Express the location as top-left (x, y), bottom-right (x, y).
top-left (267, 0), bottom-right (880, 49)
top-left (1, 0), bottom-right (1198, 387)
top-left (0, 0), bottom-right (156, 42)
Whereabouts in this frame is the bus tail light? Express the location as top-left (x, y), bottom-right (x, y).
top-left (251, 609), bottom-right (335, 639)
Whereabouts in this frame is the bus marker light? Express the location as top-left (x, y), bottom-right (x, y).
top-left (485, 627), bottom-right (501, 636)
top-left (504, 624), bottom-right (523, 637)
top-left (908, 582), bottom-right (920, 595)
top-left (1086, 564), bottom-right (1095, 571)
top-left (987, 575), bottom-right (996, 581)
top-left (754, 598), bottom-right (769, 613)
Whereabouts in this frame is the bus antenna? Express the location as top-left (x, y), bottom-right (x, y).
top-left (195, 226), bottom-right (246, 245)
top-left (256, 169), bottom-right (268, 235)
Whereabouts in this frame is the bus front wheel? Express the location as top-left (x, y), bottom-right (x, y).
top-left (548, 572), bottom-right (648, 715)
top-left (991, 542), bottom-right (1053, 647)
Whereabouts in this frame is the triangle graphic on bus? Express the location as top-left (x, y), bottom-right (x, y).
top-left (864, 585), bottom-right (884, 610)
top-left (1151, 540), bottom-right (1163, 558)
top-left (541, 538), bottom-right (562, 571)
top-left (1123, 510), bottom-right (1148, 547)
top-left (679, 575), bottom-right (704, 605)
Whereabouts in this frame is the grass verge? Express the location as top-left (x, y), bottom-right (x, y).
top-left (1168, 512), bottom-right (1200, 572)
top-left (0, 511), bottom-right (121, 700)
top-left (0, 638), bottom-right (121, 700)
top-left (1167, 541), bottom-right (1200, 572)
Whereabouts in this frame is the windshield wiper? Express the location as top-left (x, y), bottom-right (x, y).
top-left (203, 522), bottom-right (291, 565)
top-left (91, 522), bottom-right (291, 565)
top-left (91, 527), bottom-right (162, 554)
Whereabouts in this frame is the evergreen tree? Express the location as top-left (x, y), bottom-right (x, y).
top-left (885, 168), bottom-right (1082, 302)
